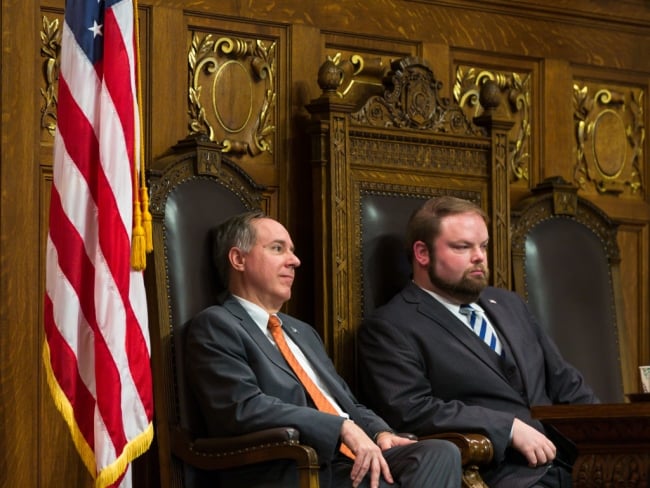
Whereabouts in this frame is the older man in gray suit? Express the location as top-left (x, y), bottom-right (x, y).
top-left (185, 210), bottom-right (461, 488)
top-left (357, 196), bottom-right (598, 488)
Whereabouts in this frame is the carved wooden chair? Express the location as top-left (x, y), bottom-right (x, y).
top-left (358, 192), bottom-right (494, 488)
top-left (307, 55), bottom-right (505, 488)
top-left (146, 136), bottom-right (319, 488)
top-left (510, 176), bottom-right (633, 403)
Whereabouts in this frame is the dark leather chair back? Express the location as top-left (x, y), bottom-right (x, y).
top-left (166, 178), bottom-right (252, 436)
top-left (146, 136), bottom-right (266, 487)
top-left (360, 193), bottom-right (425, 315)
top-left (511, 177), bottom-right (630, 403)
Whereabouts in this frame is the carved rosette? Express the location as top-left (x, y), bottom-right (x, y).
top-left (454, 66), bottom-right (531, 183)
top-left (40, 15), bottom-right (62, 138)
top-left (188, 33), bottom-right (277, 157)
top-left (573, 83), bottom-right (644, 195)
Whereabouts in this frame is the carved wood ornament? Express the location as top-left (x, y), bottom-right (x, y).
top-left (188, 33), bottom-right (277, 157)
top-left (574, 83), bottom-right (645, 195)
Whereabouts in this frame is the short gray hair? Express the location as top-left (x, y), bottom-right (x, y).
top-left (212, 209), bottom-right (266, 288)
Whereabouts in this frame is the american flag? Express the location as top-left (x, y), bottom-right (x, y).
top-left (43, 0), bottom-right (154, 486)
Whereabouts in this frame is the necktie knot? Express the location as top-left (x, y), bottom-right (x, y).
top-left (459, 304), bottom-right (473, 316)
top-left (268, 314), bottom-right (282, 331)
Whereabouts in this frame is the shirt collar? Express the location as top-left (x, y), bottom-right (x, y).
top-left (232, 295), bottom-right (277, 335)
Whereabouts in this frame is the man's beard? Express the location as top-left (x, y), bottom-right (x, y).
top-left (427, 260), bottom-right (489, 304)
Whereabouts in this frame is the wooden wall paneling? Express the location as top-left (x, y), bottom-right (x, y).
top-left (539, 58), bottom-right (575, 184)
top-left (3, 0), bottom-right (59, 486)
top-left (570, 73), bottom-right (646, 200)
top-left (322, 30), bottom-right (418, 64)
top-left (2, 1), bottom-right (649, 486)
top-left (24, 4), bottom-right (57, 488)
top-left (284, 23), bottom-right (322, 324)
top-left (566, 67), bottom-right (650, 390)
top-left (183, 13), bottom-right (288, 188)
top-left (617, 223), bottom-right (647, 391)
top-left (421, 42), bottom-right (452, 101)
top-left (450, 50), bottom-right (540, 196)
top-left (148, 5), bottom-right (187, 161)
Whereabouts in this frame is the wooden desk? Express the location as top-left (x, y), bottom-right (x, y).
top-left (532, 402), bottom-right (650, 487)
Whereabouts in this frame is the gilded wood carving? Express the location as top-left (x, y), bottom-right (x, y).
top-left (188, 33), bottom-right (276, 157)
top-left (40, 15), bottom-right (62, 138)
top-left (573, 82), bottom-right (645, 195)
top-left (455, 66), bottom-right (531, 183)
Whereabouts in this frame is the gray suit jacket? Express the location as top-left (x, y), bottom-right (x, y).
top-left (185, 295), bottom-right (392, 485)
top-left (358, 282), bottom-right (597, 487)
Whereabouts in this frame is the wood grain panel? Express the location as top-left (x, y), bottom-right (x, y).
top-left (3, 1), bottom-right (649, 486)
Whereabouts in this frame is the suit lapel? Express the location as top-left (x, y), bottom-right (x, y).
top-left (222, 296), bottom-right (297, 379)
top-left (280, 314), bottom-right (351, 403)
top-left (405, 283), bottom-right (506, 378)
top-left (478, 293), bottom-right (530, 393)
top-left (223, 297), bottom-right (348, 405)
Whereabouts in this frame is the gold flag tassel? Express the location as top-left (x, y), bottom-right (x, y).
top-left (131, 0), bottom-right (148, 271)
top-left (131, 171), bottom-right (146, 271)
top-left (133, 0), bottom-right (153, 254)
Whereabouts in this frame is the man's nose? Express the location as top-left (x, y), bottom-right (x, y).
top-left (288, 252), bottom-right (301, 268)
top-left (471, 247), bottom-right (486, 261)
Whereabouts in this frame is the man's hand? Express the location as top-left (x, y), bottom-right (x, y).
top-left (340, 419), bottom-right (394, 487)
top-left (511, 418), bottom-right (557, 467)
top-left (375, 431), bottom-right (416, 451)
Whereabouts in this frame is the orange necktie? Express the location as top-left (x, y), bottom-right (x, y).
top-left (267, 314), bottom-right (355, 459)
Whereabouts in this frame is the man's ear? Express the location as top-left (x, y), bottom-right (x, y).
top-left (229, 247), bottom-right (245, 271)
top-left (412, 241), bottom-right (431, 266)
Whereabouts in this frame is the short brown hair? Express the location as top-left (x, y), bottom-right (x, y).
top-left (406, 196), bottom-right (488, 263)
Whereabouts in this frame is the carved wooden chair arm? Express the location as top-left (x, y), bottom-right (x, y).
top-left (420, 432), bottom-right (493, 488)
top-left (420, 432), bottom-right (493, 465)
top-left (169, 424), bottom-right (319, 472)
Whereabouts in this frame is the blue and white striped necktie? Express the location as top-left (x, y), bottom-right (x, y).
top-left (459, 304), bottom-right (504, 357)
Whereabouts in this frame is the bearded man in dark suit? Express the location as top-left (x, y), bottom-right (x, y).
top-left (357, 196), bottom-right (598, 488)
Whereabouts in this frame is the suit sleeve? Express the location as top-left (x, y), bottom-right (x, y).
top-left (285, 316), bottom-right (392, 438)
top-left (185, 306), bottom-right (345, 461)
top-left (358, 313), bottom-right (515, 461)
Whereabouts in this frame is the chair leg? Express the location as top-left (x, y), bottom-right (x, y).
top-left (296, 465), bottom-right (320, 488)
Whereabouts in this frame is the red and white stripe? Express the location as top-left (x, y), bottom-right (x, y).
top-left (44, 1), bottom-right (153, 487)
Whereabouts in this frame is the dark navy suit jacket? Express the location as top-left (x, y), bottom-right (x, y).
top-left (358, 283), bottom-right (597, 488)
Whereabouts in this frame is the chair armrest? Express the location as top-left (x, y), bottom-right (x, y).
top-left (169, 424), bottom-right (319, 471)
top-left (420, 432), bottom-right (493, 465)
